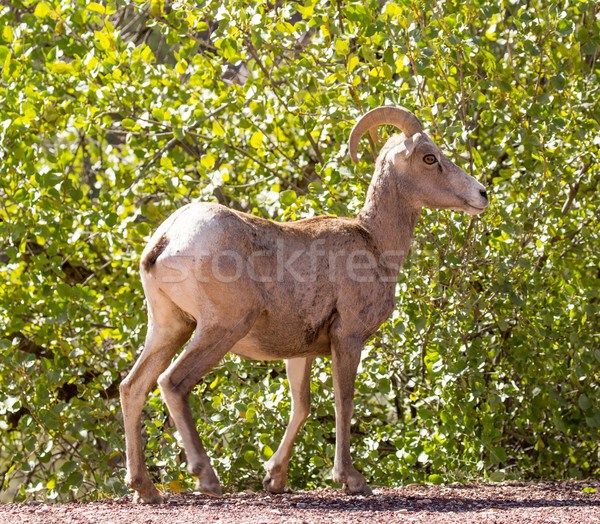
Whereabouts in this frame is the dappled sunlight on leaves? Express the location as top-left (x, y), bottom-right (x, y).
top-left (0, 0), bottom-right (599, 502)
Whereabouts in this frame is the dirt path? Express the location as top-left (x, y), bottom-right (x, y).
top-left (2, 481), bottom-right (600, 523)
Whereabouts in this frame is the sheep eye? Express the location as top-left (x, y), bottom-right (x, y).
top-left (423, 154), bottom-right (437, 165)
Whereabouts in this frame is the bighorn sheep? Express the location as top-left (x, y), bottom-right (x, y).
top-left (120, 106), bottom-right (489, 503)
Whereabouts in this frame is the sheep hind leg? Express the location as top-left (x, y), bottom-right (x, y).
top-left (157, 312), bottom-right (257, 498)
top-left (263, 357), bottom-right (313, 493)
top-left (120, 306), bottom-right (196, 504)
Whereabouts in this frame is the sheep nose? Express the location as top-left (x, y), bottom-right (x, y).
top-left (479, 189), bottom-right (488, 201)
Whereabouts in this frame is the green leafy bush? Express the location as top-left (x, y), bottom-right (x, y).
top-left (0, 0), bottom-right (599, 501)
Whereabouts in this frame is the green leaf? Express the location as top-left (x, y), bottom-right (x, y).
top-left (85, 54), bottom-right (98, 71)
top-left (335, 38), bottom-right (350, 56)
top-left (550, 74), bottom-right (566, 90)
top-left (489, 471), bottom-right (506, 482)
top-left (428, 474), bottom-right (443, 485)
top-left (201, 153), bottom-right (216, 169)
top-left (65, 471), bottom-right (84, 486)
top-left (578, 395), bottom-right (591, 411)
top-left (212, 120), bottom-right (225, 137)
top-left (250, 131), bottom-right (264, 148)
top-left (279, 190), bottom-right (296, 204)
top-left (244, 449), bottom-right (257, 466)
top-left (34, 2), bottom-right (52, 18)
top-left (151, 0), bottom-right (163, 17)
top-left (87, 2), bottom-right (106, 14)
top-left (176, 59), bottom-right (188, 74)
top-left (50, 62), bottom-right (75, 75)
top-left (310, 455), bottom-right (324, 467)
top-left (0, 45), bottom-right (10, 63)
top-left (94, 31), bottom-right (111, 51)
top-left (347, 54), bottom-right (359, 72)
top-left (490, 446), bottom-right (507, 464)
top-left (3, 25), bottom-right (14, 43)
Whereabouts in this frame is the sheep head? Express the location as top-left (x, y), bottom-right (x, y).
top-left (350, 106), bottom-right (489, 216)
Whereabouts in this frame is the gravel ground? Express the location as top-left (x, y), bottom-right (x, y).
top-left (2, 481), bottom-right (600, 523)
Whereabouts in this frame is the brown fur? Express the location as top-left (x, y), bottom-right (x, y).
top-left (120, 109), bottom-right (489, 503)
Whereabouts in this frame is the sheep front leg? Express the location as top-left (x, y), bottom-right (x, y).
top-left (331, 333), bottom-right (372, 495)
top-left (263, 357), bottom-right (313, 493)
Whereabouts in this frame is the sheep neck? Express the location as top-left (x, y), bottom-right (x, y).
top-left (357, 163), bottom-right (420, 266)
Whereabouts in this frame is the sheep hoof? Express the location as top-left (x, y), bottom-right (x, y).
top-left (195, 479), bottom-right (223, 498)
top-left (263, 474), bottom-right (288, 494)
top-left (132, 488), bottom-right (166, 504)
top-left (343, 483), bottom-right (373, 496)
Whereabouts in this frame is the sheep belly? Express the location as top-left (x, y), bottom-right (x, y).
top-left (230, 316), bottom-right (333, 361)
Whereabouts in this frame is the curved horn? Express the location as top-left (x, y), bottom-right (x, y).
top-left (349, 106), bottom-right (424, 163)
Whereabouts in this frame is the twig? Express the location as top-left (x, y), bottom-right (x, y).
top-left (81, 260), bottom-right (113, 286)
top-left (188, 131), bottom-right (304, 194)
top-left (129, 136), bottom-right (178, 188)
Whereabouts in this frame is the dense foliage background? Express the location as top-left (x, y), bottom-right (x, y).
top-left (1, 0), bottom-right (599, 502)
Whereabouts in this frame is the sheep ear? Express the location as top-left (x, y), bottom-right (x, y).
top-left (393, 132), bottom-right (422, 161)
